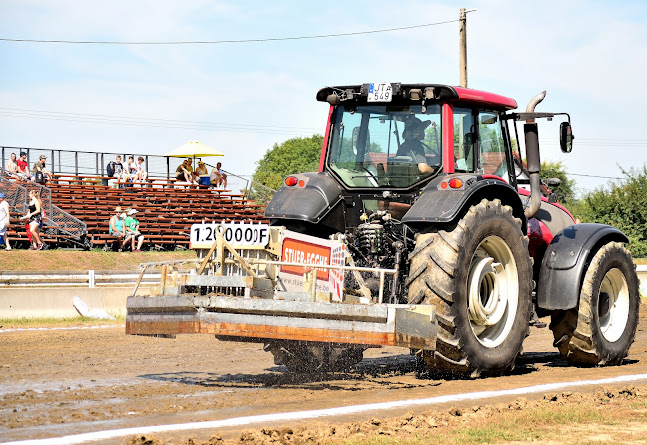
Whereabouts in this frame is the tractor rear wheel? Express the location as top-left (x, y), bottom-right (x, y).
top-left (264, 341), bottom-right (366, 373)
top-left (407, 199), bottom-right (532, 378)
top-left (550, 242), bottom-right (639, 365)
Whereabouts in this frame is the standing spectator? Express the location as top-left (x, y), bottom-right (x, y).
top-left (21, 190), bottom-right (43, 250)
top-left (175, 159), bottom-right (194, 183)
top-left (125, 208), bottom-right (145, 252)
top-left (210, 162), bottom-right (227, 188)
top-left (5, 153), bottom-right (19, 178)
top-left (32, 155), bottom-right (52, 184)
top-left (16, 152), bottom-right (30, 179)
top-left (134, 156), bottom-right (148, 182)
top-left (0, 192), bottom-right (11, 250)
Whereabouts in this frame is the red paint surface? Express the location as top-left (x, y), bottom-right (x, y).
top-left (442, 103), bottom-right (454, 173)
top-left (319, 106), bottom-right (334, 172)
top-left (453, 87), bottom-right (518, 110)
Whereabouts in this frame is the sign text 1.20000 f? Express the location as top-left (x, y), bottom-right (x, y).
top-left (190, 223), bottom-right (270, 248)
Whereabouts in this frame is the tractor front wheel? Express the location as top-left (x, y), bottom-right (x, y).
top-left (407, 199), bottom-right (533, 378)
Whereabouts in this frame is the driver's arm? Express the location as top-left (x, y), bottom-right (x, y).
top-left (417, 162), bottom-right (434, 175)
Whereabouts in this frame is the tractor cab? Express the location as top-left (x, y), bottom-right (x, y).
top-left (319, 83), bottom-right (519, 191)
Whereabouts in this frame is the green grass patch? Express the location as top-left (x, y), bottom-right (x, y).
top-left (0, 315), bottom-right (125, 328)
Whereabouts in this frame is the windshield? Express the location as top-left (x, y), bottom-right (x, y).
top-left (327, 104), bottom-right (442, 188)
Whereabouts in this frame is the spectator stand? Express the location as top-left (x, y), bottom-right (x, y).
top-left (0, 146), bottom-right (275, 250)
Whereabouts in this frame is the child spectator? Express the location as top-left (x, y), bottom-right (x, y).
top-left (107, 155), bottom-right (124, 179)
top-left (134, 156), bottom-right (148, 182)
top-left (0, 192), bottom-right (11, 250)
top-left (125, 208), bottom-right (144, 252)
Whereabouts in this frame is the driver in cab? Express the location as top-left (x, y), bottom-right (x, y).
top-left (396, 117), bottom-right (434, 175)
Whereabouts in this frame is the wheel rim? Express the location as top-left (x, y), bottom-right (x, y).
top-left (598, 268), bottom-right (630, 342)
top-left (467, 235), bottom-right (519, 348)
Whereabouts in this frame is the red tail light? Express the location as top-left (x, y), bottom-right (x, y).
top-left (285, 176), bottom-right (298, 187)
top-left (449, 178), bottom-right (463, 189)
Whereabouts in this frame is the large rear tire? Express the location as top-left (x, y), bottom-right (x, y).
top-left (550, 242), bottom-right (639, 365)
top-left (407, 199), bottom-right (532, 378)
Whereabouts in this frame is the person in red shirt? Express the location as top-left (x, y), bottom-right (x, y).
top-left (16, 152), bottom-right (29, 179)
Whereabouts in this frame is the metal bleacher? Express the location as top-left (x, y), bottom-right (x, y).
top-left (0, 146), bottom-right (273, 250)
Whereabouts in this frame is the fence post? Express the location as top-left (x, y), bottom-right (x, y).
top-left (88, 270), bottom-right (95, 288)
top-left (74, 152), bottom-right (79, 176)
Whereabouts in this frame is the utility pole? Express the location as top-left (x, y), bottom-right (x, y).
top-left (459, 8), bottom-right (477, 88)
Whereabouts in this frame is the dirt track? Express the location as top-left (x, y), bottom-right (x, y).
top-left (1, 303), bottom-right (646, 444)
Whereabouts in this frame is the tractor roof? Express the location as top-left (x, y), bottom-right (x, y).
top-left (316, 83), bottom-right (518, 111)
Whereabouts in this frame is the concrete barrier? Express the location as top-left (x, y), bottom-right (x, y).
top-left (0, 286), bottom-right (151, 318)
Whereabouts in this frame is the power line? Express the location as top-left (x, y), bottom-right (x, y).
top-left (0, 107), bottom-right (321, 136)
top-left (0, 20), bottom-right (459, 45)
top-left (568, 173), bottom-right (624, 180)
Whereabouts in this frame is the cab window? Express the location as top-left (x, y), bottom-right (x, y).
top-left (478, 112), bottom-right (508, 181)
top-left (453, 107), bottom-right (477, 172)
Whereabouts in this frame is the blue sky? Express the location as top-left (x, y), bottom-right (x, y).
top-left (1, 0), bottom-right (646, 194)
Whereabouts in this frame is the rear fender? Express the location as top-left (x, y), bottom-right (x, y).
top-left (402, 175), bottom-right (526, 232)
top-left (537, 223), bottom-right (629, 310)
top-left (264, 172), bottom-right (344, 231)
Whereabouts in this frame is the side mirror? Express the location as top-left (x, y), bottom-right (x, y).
top-left (560, 122), bottom-right (574, 153)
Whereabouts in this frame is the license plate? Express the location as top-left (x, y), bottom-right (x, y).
top-left (190, 222), bottom-right (270, 249)
top-left (367, 83), bottom-right (392, 102)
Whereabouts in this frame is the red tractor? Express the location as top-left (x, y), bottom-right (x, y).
top-left (127, 83), bottom-right (640, 378)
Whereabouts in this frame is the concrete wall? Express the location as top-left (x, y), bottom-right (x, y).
top-left (0, 286), bottom-right (150, 318)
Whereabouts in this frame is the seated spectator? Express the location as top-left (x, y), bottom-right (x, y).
top-left (210, 162), bottom-right (228, 188)
top-left (133, 156), bottom-right (148, 182)
top-left (122, 155), bottom-right (137, 184)
top-left (107, 155), bottom-right (126, 183)
top-left (5, 153), bottom-right (19, 178)
top-left (108, 206), bottom-right (129, 251)
top-left (195, 160), bottom-right (208, 176)
top-left (175, 159), bottom-right (195, 184)
top-left (32, 155), bottom-right (53, 184)
top-left (125, 208), bottom-right (145, 252)
top-left (16, 152), bottom-right (30, 179)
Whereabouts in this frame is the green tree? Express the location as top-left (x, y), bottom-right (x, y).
top-left (541, 160), bottom-right (576, 205)
top-left (250, 135), bottom-right (323, 203)
top-left (576, 166), bottom-right (647, 257)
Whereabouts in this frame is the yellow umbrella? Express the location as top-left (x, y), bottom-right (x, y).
top-left (165, 141), bottom-right (224, 158)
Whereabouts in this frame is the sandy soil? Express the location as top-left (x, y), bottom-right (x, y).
top-left (1, 303), bottom-right (646, 444)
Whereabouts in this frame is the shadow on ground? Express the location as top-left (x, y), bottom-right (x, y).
top-left (137, 350), bottom-right (618, 389)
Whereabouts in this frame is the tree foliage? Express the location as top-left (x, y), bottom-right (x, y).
top-left (541, 160), bottom-right (576, 205)
top-left (250, 135), bottom-right (323, 203)
top-left (576, 166), bottom-right (647, 257)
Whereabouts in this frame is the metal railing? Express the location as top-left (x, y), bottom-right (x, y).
top-left (0, 270), bottom-right (163, 287)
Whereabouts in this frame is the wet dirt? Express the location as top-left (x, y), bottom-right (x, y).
top-left (1, 302), bottom-right (646, 444)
